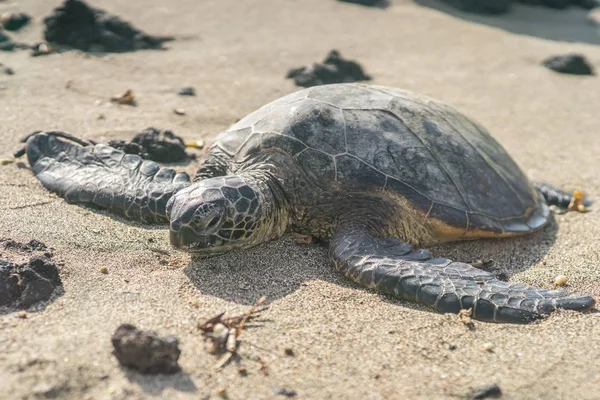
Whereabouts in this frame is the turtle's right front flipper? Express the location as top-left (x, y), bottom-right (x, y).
top-left (26, 132), bottom-right (192, 223)
top-left (329, 224), bottom-right (596, 323)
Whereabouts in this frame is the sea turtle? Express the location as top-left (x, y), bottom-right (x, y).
top-left (22, 83), bottom-right (595, 323)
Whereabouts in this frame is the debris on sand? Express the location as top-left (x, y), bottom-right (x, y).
top-left (43, 0), bottom-right (174, 53)
top-left (111, 324), bottom-right (181, 374)
top-left (199, 297), bottom-right (267, 369)
top-left (286, 50), bottom-right (371, 88)
top-left (471, 383), bottom-right (502, 399)
top-left (1, 12), bottom-right (32, 31)
top-left (110, 89), bottom-right (136, 106)
top-left (107, 128), bottom-right (193, 163)
top-left (542, 54), bottom-right (595, 75)
top-left (177, 87), bottom-right (196, 96)
top-left (0, 256), bottom-right (62, 311)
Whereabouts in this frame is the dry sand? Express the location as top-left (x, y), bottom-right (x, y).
top-left (1, 0), bottom-right (600, 399)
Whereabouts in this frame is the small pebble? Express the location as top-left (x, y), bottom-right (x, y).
top-left (173, 108), bottom-right (186, 116)
top-left (17, 310), bottom-right (27, 319)
top-left (237, 367), bottom-right (248, 376)
top-left (272, 387), bottom-right (297, 397)
top-left (284, 348), bottom-right (295, 356)
top-left (471, 383), bottom-right (502, 399)
top-left (3, 66), bottom-right (14, 75)
top-left (542, 54), bottom-right (595, 75)
top-left (482, 343), bottom-right (495, 352)
top-left (555, 275), bottom-right (568, 286)
top-left (217, 387), bottom-right (228, 398)
top-left (177, 87), bottom-right (195, 96)
top-left (97, 114), bottom-right (105, 120)
top-left (99, 266), bottom-right (108, 274)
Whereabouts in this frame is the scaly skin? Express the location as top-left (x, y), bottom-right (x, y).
top-left (330, 223), bottom-right (595, 323)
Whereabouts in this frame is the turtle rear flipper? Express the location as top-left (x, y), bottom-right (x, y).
top-left (329, 224), bottom-right (595, 323)
top-left (26, 132), bottom-right (191, 224)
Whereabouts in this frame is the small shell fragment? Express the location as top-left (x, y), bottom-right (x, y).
top-left (226, 328), bottom-right (237, 353)
top-left (173, 108), bottom-right (186, 116)
top-left (482, 343), bottom-right (495, 352)
top-left (555, 275), bottom-right (568, 286)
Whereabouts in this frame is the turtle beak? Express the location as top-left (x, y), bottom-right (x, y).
top-left (169, 225), bottom-right (217, 252)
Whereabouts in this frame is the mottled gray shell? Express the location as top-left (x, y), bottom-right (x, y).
top-left (211, 83), bottom-right (547, 234)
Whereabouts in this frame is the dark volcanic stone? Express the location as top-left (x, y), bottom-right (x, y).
top-left (107, 128), bottom-right (190, 163)
top-left (177, 87), bottom-right (196, 96)
top-left (337, 0), bottom-right (388, 6)
top-left (0, 256), bottom-right (62, 310)
top-left (542, 54), bottom-right (595, 75)
top-left (442, 0), bottom-right (512, 13)
top-left (574, 0), bottom-right (600, 9)
top-left (286, 50), bottom-right (371, 88)
top-left (111, 324), bottom-right (181, 374)
top-left (519, 0), bottom-right (573, 8)
top-left (1, 12), bottom-right (32, 31)
top-left (43, 0), bottom-right (173, 52)
top-left (1, 238), bottom-right (48, 253)
top-left (471, 383), bottom-right (502, 399)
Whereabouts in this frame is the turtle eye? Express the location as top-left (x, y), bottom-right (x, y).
top-left (206, 215), bottom-right (221, 229)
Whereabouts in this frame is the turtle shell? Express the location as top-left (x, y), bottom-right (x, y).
top-left (211, 83), bottom-right (548, 235)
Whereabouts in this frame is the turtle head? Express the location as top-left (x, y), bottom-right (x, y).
top-left (166, 175), bottom-right (285, 255)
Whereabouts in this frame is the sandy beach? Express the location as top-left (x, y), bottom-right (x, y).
top-left (1, 0), bottom-right (600, 399)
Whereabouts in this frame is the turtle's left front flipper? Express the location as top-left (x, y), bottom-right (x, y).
top-left (329, 225), bottom-right (595, 323)
top-left (25, 132), bottom-right (191, 223)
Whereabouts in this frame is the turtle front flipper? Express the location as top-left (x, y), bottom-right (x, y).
top-left (329, 224), bottom-right (595, 323)
top-left (25, 132), bottom-right (191, 223)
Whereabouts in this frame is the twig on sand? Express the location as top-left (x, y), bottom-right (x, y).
top-left (198, 296), bottom-right (268, 369)
top-left (9, 200), bottom-right (54, 209)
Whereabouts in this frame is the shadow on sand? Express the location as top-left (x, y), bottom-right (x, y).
top-left (184, 216), bottom-right (560, 319)
top-left (415, 0), bottom-right (600, 45)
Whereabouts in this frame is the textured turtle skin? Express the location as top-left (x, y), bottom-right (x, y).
top-left (24, 83), bottom-right (596, 323)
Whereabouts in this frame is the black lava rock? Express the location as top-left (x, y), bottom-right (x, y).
top-left (574, 0), bottom-right (600, 9)
top-left (1, 12), bottom-right (32, 31)
top-left (107, 128), bottom-right (190, 163)
top-left (286, 50), bottom-right (371, 88)
top-left (471, 383), bottom-right (502, 399)
top-left (0, 256), bottom-right (62, 310)
top-left (542, 54), bottom-right (595, 75)
top-left (177, 87), bottom-right (196, 96)
top-left (111, 324), bottom-right (181, 374)
top-left (442, 0), bottom-right (512, 13)
top-left (43, 0), bottom-right (174, 52)
top-left (337, 0), bottom-right (388, 6)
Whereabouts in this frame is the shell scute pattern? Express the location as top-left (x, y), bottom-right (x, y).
top-left (212, 83), bottom-right (544, 232)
